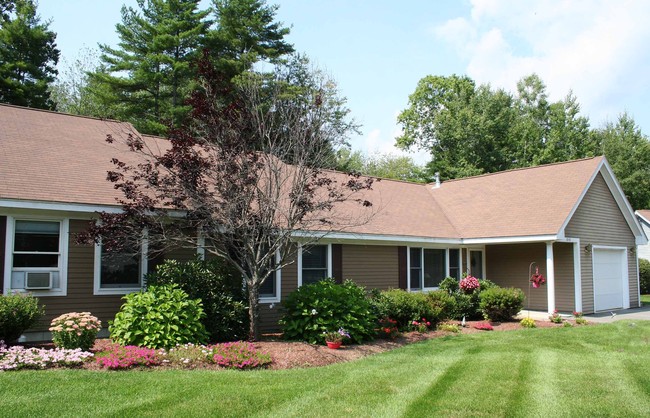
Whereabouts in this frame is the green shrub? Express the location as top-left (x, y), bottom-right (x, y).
top-left (0, 293), bottom-right (43, 343)
top-left (520, 317), bottom-right (536, 328)
top-left (110, 284), bottom-right (208, 349)
top-left (281, 279), bottom-right (376, 344)
top-left (49, 312), bottom-right (101, 351)
top-left (427, 290), bottom-right (456, 321)
top-left (639, 258), bottom-right (650, 294)
top-left (479, 287), bottom-right (525, 322)
top-left (437, 323), bottom-right (461, 333)
top-left (440, 278), bottom-right (500, 320)
top-left (370, 289), bottom-right (442, 331)
top-left (439, 277), bottom-right (459, 293)
top-left (146, 258), bottom-right (248, 342)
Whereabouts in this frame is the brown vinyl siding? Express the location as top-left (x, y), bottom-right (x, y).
top-left (342, 244), bottom-right (399, 290)
top-left (34, 220), bottom-right (124, 331)
top-left (486, 242), bottom-right (574, 312)
top-left (486, 243), bottom-right (548, 310)
top-left (553, 242), bottom-right (575, 312)
top-left (0, 216), bottom-right (5, 290)
top-left (565, 173), bottom-right (638, 313)
top-left (259, 247), bottom-right (299, 334)
top-left (164, 246), bottom-right (198, 263)
top-left (332, 244), bottom-right (343, 283)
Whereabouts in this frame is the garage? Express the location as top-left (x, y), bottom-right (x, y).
top-left (593, 248), bottom-right (628, 311)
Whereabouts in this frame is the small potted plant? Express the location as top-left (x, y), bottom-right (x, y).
top-left (323, 328), bottom-right (350, 349)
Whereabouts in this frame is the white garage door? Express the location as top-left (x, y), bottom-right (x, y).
top-left (593, 248), bottom-right (626, 312)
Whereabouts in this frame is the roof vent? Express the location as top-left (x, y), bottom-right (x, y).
top-left (432, 172), bottom-right (441, 189)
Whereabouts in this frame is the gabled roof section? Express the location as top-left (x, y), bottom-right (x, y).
top-left (0, 104), bottom-right (167, 208)
top-left (0, 104), bottom-right (645, 244)
top-left (558, 157), bottom-right (646, 244)
top-left (428, 158), bottom-right (604, 239)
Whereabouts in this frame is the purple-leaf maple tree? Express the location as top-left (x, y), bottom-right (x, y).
top-left (79, 53), bottom-right (376, 340)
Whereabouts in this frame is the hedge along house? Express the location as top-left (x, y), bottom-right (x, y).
top-left (0, 104), bottom-right (646, 340)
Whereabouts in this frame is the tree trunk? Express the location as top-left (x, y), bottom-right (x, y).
top-left (248, 283), bottom-right (260, 341)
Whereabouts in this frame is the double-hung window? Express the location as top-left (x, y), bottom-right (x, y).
top-left (409, 248), bottom-right (456, 290)
top-left (94, 241), bottom-right (146, 295)
top-left (259, 252), bottom-right (281, 303)
top-left (300, 244), bottom-right (330, 285)
top-left (409, 248), bottom-right (446, 290)
top-left (7, 218), bottom-right (68, 296)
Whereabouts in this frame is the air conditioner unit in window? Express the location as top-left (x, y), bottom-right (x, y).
top-left (25, 272), bottom-right (53, 290)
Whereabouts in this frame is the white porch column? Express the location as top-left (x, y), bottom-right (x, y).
top-left (572, 240), bottom-right (582, 313)
top-left (546, 241), bottom-right (556, 314)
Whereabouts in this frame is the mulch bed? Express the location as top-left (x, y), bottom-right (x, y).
top-left (25, 319), bottom-right (583, 371)
top-left (257, 319), bottom-right (571, 370)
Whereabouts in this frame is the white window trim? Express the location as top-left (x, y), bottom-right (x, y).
top-left (93, 234), bottom-right (148, 296)
top-left (3, 216), bottom-right (68, 297)
top-left (297, 243), bottom-right (332, 287)
top-left (260, 251), bottom-right (282, 304)
top-left (407, 247), bottom-right (460, 292)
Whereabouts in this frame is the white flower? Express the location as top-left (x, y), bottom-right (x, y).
top-left (311, 309), bottom-right (318, 316)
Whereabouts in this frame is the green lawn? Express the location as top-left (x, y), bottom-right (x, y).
top-left (642, 294), bottom-right (650, 305)
top-left (1, 322), bottom-right (649, 417)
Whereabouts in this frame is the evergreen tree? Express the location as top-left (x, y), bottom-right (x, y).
top-left (207, 0), bottom-right (293, 78)
top-left (89, 0), bottom-right (293, 136)
top-left (90, 0), bottom-right (210, 135)
top-left (0, 0), bottom-right (59, 109)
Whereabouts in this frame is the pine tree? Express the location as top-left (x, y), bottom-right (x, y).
top-left (89, 0), bottom-right (293, 136)
top-left (0, 0), bottom-right (59, 109)
top-left (90, 0), bottom-right (211, 135)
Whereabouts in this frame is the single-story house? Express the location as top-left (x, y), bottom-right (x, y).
top-left (0, 104), bottom-right (646, 340)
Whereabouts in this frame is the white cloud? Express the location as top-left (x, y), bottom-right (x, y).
top-left (351, 123), bottom-right (429, 166)
top-left (434, 0), bottom-right (650, 127)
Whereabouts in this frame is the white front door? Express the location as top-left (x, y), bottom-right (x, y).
top-left (593, 248), bottom-right (627, 311)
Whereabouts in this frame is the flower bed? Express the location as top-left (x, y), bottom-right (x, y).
top-left (0, 340), bottom-right (93, 371)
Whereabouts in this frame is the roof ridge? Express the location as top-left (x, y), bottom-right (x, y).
top-left (431, 157), bottom-right (603, 185)
top-left (319, 167), bottom-right (429, 186)
top-left (0, 103), bottom-right (129, 126)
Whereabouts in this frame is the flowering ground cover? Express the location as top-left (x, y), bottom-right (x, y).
top-left (0, 321), bottom-right (647, 417)
top-left (0, 341), bottom-right (93, 371)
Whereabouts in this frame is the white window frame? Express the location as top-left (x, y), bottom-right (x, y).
top-left (407, 247), bottom-right (460, 292)
top-left (259, 251), bottom-right (281, 304)
top-left (93, 235), bottom-right (148, 296)
top-left (297, 243), bottom-right (332, 287)
top-left (3, 216), bottom-right (69, 297)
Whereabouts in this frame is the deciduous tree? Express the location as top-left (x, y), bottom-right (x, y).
top-left (79, 56), bottom-right (375, 340)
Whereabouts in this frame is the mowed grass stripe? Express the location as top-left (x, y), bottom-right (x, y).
top-left (0, 322), bottom-right (648, 417)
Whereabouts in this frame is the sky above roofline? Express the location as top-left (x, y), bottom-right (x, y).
top-left (39, 0), bottom-right (650, 165)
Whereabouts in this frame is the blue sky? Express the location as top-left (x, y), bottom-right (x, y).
top-left (38, 0), bottom-right (650, 164)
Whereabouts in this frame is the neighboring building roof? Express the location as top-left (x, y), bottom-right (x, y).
top-left (0, 104), bottom-right (640, 242)
top-left (636, 210), bottom-right (650, 226)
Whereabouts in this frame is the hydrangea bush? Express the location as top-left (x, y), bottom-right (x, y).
top-left (50, 312), bottom-right (101, 351)
top-left (0, 340), bottom-right (93, 371)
